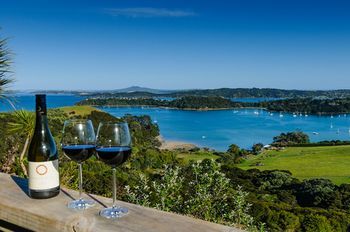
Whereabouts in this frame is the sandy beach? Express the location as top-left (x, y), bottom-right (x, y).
top-left (157, 136), bottom-right (198, 150)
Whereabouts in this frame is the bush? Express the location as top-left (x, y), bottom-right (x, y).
top-left (258, 170), bottom-right (294, 191)
top-left (273, 131), bottom-right (310, 146)
top-left (296, 179), bottom-right (340, 208)
top-left (252, 143), bottom-right (264, 155)
top-left (125, 159), bottom-right (260, 231)
top-left (301, 214), bottom-right (332, 232)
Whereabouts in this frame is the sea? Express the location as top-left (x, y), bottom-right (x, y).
top-left (1, 94), bottom-right (350, 151)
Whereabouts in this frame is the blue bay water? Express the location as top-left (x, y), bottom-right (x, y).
top-left (101, 107), bottom-right (350, 151)
top-left (1, 95), bottom-right (350, 151)
top-left (0, 94), bottom-right (85, 111)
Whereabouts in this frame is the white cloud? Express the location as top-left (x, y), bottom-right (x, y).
top-left (106, 7), bottom-right (197, 18)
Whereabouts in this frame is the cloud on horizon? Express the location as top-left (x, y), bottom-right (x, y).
top-left (105, 7), bottom-right (197, 18)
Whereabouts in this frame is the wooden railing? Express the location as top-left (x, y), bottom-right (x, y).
top-left (0, 172), bottom-right (242, 232)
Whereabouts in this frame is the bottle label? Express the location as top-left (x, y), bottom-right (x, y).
top-left (28, 160), bottom-right (59, 190)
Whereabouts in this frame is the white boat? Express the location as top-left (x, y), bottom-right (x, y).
top-left (312, 132), bottom-right (319, 135)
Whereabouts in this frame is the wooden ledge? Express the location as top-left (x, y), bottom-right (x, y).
top-left (0, 172), bottom-right (242, 232)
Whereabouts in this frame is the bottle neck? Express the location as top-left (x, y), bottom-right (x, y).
top-left (35, 110), bottom-right (49, 131)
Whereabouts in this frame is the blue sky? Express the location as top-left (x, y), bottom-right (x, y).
top-left (0, 0), bottom-right (350, 90)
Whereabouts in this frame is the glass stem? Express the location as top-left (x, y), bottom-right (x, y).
top-left (112, 168), bottom-right (117, 208)
top-left (78, 162), bottom-right (83, 200)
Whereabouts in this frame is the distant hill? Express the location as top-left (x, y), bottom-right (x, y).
top-left (17, 86), bottom-right (176, 95)
top-left (86, 87), bottom-right (350, 99)
top-left (110, 86), bottom-right (175, 94)
top-left (168, 88), bottom-right (350, 98)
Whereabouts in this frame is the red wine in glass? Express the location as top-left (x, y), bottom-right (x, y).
top-left (61, 119), bottom-right (96, 210)
top-left (95, 146), bottom-right (131, 167)
top-left (62, 144), bottom-right (96, 163)
top-left (95, 122), bottom-right (132, 219)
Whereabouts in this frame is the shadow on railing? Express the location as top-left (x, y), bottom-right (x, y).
top-left (0, 219), bottom-right (33, 232)
top-left (11, 175), bottom-right (29, 196)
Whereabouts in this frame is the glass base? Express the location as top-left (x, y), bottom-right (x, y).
top-left (99, 206), bottom-right (128, 219)
top-left (68, 198), bottom-right (95, 210)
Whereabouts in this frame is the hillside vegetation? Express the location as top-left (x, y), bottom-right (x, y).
top-left (87, 87), bottom-right (350, 99)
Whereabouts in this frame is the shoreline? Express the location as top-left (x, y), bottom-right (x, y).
top-left (78, 104), bottom-right (266, 111)
top-left (79, 104), bottom-right (350, 115)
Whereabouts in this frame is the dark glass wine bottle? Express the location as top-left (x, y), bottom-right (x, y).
top-left (28, 94), bottom-right (60, 199)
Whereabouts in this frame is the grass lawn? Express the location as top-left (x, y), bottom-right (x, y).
top-left (177, 151), bottom-right (220, 163)
top-left (59, 106), bottom-right (100, 117)
top-left (238, 145), bottom-right (350, 185)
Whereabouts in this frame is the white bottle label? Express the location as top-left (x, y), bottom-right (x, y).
top-left (28, 160), bottom-right (59, 190)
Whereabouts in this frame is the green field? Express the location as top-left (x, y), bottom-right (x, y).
top-left (177, 151), bottom-right (219, 164)
top-left (238, 145), bottom-right (350, 185)
top-left (59, 106), bottom-right (100, 116)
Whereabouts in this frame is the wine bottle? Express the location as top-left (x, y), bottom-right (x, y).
top-left (28, 94), bottom-right (60, 199)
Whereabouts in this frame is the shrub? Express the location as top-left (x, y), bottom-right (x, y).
top-left (273, 131), bottom-right (310, 146)
top-left (124, 159), bottom-right (260, 231)
top-left (301, 214), bottom-right (332, 232)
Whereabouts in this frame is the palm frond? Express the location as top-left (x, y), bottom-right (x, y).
top-left (0, 38), bottom-right (12, 73)
top-left (0, 33), bottom-right (14, 104)
top-left (7, 110), bottom-right (35, 136)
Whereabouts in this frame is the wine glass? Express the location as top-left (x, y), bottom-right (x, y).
top-left (95, 122), bottom-right (132, 219)
top-left (61, 119), bottom-right (96, 210)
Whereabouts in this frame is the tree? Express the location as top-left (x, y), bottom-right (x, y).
top-left (227, 144), bottom-right (240, 154)
top-left (252, 143), bottom-right (264, 155)
top-left (0, 30), bottom-right (13, 104)
top-left (273, 131), bottom-right (310, 146)
top-left (296, 179), bottom-right (339, 208)
top-left (7, 110), bottom-right (35, 176)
